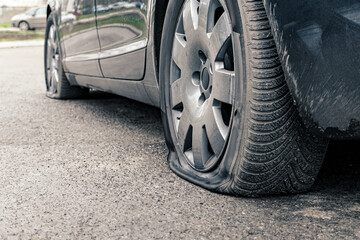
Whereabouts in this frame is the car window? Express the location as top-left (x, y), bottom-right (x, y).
top-left (35, 7), bottom-right (47, 16)
top-left (26, 8), bottom-right (37, 15)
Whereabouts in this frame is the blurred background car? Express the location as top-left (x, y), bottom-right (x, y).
top-left (11, 6), bottom-right (46, 31)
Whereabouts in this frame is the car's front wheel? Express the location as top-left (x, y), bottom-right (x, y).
top-left (44, 14), bottom-right (88, 99)
top-left (19, 21), bottom-right (29, 31)
top-left (160, 0), bottom-right (328, 196)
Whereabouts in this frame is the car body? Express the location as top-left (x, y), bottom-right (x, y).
top-left (45, 0), bottom-right (359, 196)
top-left (47, 0), bottom-right (360, 138)
top-left (11, 6), bottom-right (47, 30)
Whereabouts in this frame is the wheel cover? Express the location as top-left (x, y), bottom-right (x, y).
top-left (19, 22), bottom-right (28, 31)
top-left (170, 0), bottom-right (235, 172)
top-left (46, 25), bottom-right (60, 95)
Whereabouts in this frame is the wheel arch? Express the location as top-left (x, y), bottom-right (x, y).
top-left (47, 5), bottom-right (52, 19)
top-left (153, 0), bottom-right (170, 82)
top-left (18, 20), bottom-right (30, 29)
top-left (263, 0), bottom-right (360, 139)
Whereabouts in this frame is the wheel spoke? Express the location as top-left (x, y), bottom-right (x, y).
top-left (49, 27), bottom-right (53, 46)
top-left (171, 78), bottom-right (184, 108)
top-left (47, 66), bottom-right (51, 76)
top-left (47, 67), bottom-right (51, 88)
top-left (182, 0), bottom-right (199, 35)
top-left (53, 69), bottom-right (59, 82)
top-left (47, 39), bottom-right (52, 51)
top-left (209, 13), bottom-right (232, 57)
top-left (49, 26), bottom-right (57, 49)
top-left (47, 41), bottom-right (52, 67)
top-left (51, 70), bottom-right (58, 93)
top-left (54, 54), bottom-right (60, 71)
top-left (48, 74), bottom-right (53, 91)
top-left (198, 0), bottom-right (211, 31)
top-left (172, 34), bottom-right (187, 69)
top-left (205, 107), bottom-right (227, 156)
top-left (51, 38), bottom-right (57, 50)
top-left (177, 111), bottom-right (192, 151)
top-left (192, 124), bottom-right (212, 169)
top-left (52, 76), bottom-right (58, 94)
top-left (212, 68), bottom-right (235, 104)
top-left (52, 26), bottom-right (57, 48)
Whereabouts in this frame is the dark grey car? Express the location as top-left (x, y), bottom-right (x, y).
top-left (44, 0), bottom-right (360, 197)
top-left (11, 6), bottom-right (47, 31)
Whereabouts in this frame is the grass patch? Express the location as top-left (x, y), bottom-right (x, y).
top-left (0, 30), bottom-right (45, 42)
top-left (0, 23), bottom-right (12, 28)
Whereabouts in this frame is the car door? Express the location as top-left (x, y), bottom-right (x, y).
top-left (31, 7), bottom-right (47, 28)
top-left (59, 0), bottom-right (102, 77)
top-left (95, 0), bottom-right (149, 80)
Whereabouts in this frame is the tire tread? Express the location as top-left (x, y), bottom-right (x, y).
top-left (218, 0), bottom-right (328, 196)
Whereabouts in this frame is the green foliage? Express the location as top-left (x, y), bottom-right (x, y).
top-left (0, 31), bottom-right (45, 41)
top-left (0, 23), bottom-right (12, 28)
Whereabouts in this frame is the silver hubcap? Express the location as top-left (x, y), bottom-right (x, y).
top-left (19, 22), bottom-right (28, 31)
top-left (170, 0), bottom-right (235, 171)
top-left (46, 25), bottom-right (59, 95)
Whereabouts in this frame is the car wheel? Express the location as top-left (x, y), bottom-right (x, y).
top-left (159, 0), bottom-right (328, 196)
top-left (44, 14), bottom-right (88, 99)
top-left (19, 21), bottom-right (29, 31)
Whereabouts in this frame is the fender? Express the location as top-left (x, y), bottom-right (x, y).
top-left (47, 0), bottom-right (59, 17)
top-left (263, 0), bottom-right (360, 139)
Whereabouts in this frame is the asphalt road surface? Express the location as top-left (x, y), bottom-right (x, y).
top-left (0, 46), bottom-right (359, 239)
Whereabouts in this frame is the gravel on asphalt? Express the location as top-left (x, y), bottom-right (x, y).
top-left (0, 46), bottom-right (359, 239)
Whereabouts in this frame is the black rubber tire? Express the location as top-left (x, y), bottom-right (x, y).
top-left (44, 14), bottom-right (89, 99)
top-left (18, 21), bottom-right (30, 31)
top-left (160, 0), bottom-right (328, 196)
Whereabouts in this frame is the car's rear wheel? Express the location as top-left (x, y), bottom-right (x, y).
top-left (19, 21), bottom-right (29, 31)
top-left (160, 0), bottom-right (328, 196)
top-left (44, 14), bottom-right (88, 99)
